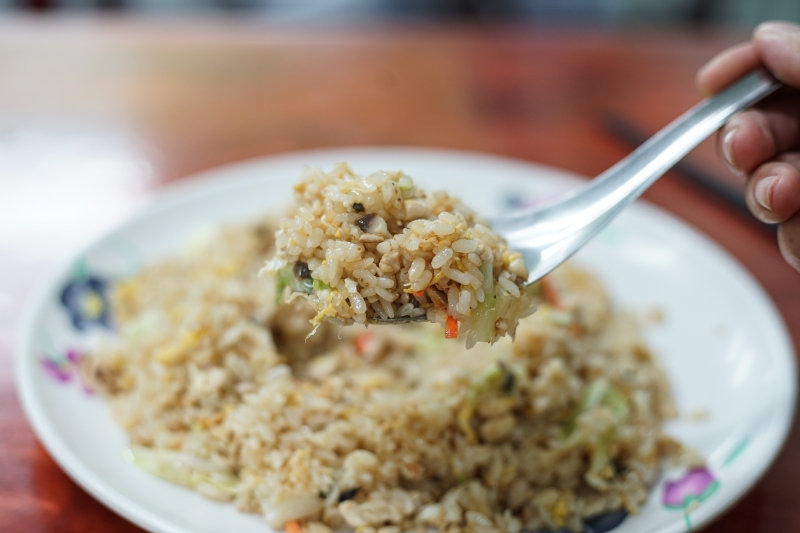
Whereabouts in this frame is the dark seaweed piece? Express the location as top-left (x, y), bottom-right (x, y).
top-left (499, 361), bottom-right (515, 393)
top-left (356, 213), bottom-right (377, 232)
top-left (584, 509), bottom-right (628, 532)
top-left (353, 202), bottom-right (365, 212)
top-left (338, 487), bottom-right (361, 502)
top-left (293, 261), bottom-right (311, 279)
top-left (528, 508), bottom-right (627, 533)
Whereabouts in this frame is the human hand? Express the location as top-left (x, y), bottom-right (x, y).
top-left (697, 21), bottom-right (800, 271)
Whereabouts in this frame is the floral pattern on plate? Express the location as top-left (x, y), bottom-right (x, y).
top-left (59, 259), bottom-right (113, 331)
top-left (40, 346), bottom-right (92, 393)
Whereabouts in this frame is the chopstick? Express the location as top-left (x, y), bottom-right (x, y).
top-left (603, 113), bottom-right (777, 234)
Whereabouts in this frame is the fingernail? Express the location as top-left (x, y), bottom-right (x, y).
top-left (754, 176), bottom-right (778, 211)
top-left (758, 21), bottom-right (798, 33)
top-left (722, 128), bottom-right (740, 173)
top-left (758, 21), bottom-right (798, 36)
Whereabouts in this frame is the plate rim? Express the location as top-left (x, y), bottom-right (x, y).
top-left (15, 146), bottom-right (798, 533)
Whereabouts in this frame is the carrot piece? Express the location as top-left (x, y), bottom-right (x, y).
top-left (413, 290), bottom-right (425, 298)
top-left (540, 276), bottom-right (562, 309)
top-left (445, 315), bottom-right (459, 339)
top-left (285, 521), bottom-right (302, 533)
top-left (355, 332), bottom-right (372, 355)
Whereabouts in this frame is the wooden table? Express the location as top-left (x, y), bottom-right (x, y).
top-left (1, 17), bottom-right (798, 533)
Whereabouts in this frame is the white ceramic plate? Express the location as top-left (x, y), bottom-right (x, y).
top-left (16, 147), bottom-right (796, 533)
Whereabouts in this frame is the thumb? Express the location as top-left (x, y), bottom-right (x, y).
top-left (754, 21), bottom-right (800, 87)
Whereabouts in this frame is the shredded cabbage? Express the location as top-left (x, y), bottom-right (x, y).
top-left (563, 379), bottom-right (630, 489)
top-left (564, 378), bottom-right (629, 437)
top-left (458, 361), bottom-right (517, 442)
top-left (123, 445), bottom-right (238, 497)
top-left (260, 494), bottom-right (324, 528)
top-left (464, 262), bottom-right (497, 347)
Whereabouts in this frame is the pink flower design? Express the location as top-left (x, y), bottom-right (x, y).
top-left (40, 349), bottom-right (92, 393)
top-left (662, 466), bottom-right (719, 510)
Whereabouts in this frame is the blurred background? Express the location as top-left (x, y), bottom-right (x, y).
top-left (3, 0), bottom-right (800, 27)
top-left (5, 2), bottom-right (800, 533)
top-left (0, 1), bottom-right (797, 318)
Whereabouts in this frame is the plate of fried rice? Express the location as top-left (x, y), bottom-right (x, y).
top-left (16, 148), bottom-right (796, 533)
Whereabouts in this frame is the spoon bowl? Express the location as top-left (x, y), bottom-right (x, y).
top-left (493, 69), bottom-right (781, 284)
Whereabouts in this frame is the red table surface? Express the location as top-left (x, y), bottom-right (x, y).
top-left (0, 17), bottom-right (798, 533)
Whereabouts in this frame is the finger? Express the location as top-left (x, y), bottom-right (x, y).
top-left (697, 42), bottom-right (760, 97)
top-left (745, 157), bottom-right (800, 224)
top-left (754, 21), bottom-right (800, 87)
top-left (778, 211), bottom-right (800, 273)
top-left (718, 95), bottom-right (800, 174)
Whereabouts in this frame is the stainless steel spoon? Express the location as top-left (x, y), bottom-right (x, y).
top-left (372, 69), bottom-right (782, 325)
top-left (492, 69), bottom-right (781, 284)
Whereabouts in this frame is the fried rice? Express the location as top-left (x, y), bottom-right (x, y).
top-left (265, 164), bottom-right (536, 347)
top-left (82, 208), bottom-right (684, 533)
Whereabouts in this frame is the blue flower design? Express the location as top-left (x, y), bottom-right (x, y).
top-left (60, 273), bottom-right (112, 331)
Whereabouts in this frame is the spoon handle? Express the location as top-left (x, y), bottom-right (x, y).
top-left (496, 69), bottom-right (782, 283)
top-left (582, 69), bottom-right (781, 216)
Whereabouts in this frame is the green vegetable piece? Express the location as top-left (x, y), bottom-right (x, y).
top-left (124, 445), bottom-right (238, 495)
top-left (275, 264), bottom-right (315, 303)
top-left (465, 262), bottom-right (497, 346)
top-left (275, 265), bottom-right (294, 304)
top-left (564, 378), bottom-right (629, 437)
top-left (397, 175), bottom-right (416, 198)
top-left (468, 361), bottom-right (516, 404)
